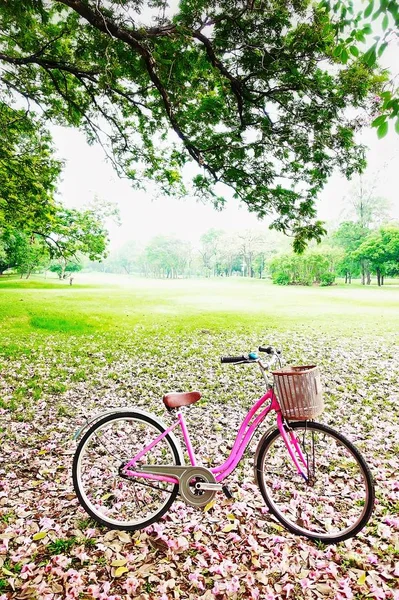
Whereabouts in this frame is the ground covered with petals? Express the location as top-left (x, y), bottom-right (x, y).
top-left (0, 277), bottom-right (398, 600)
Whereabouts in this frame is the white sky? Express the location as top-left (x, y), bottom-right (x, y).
top-left (51, 18), bottom-right (399, 251)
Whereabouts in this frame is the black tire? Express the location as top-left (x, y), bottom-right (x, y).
top-left (256, 421), bottom-right (375, 544)
top-left (73, 411), bottom-right (181, 530)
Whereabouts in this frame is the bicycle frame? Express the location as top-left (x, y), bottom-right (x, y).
top-left (123, 387), bottom-right (309, 484)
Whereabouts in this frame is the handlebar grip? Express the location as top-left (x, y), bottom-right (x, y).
top-left (258, 345), bottom-right (273, 354)
top-left (221, 355), bottom-right (248, 364)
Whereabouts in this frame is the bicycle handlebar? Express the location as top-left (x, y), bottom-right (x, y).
top-left (221, 346), bottom-right (281, 365)
top-left (221, 355), bottom-right (250, 364)
top-left (258, 345), bottom-right (273, 354)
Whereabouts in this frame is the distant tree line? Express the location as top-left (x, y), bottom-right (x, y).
top-left (270, 224), bottom-right (399, 287)
top-left (86, 219), bottom-right (399, 287)
top-left (87, 229), bottom-right (289, 279)
top-left (269, 185), bottom-right (399, 287)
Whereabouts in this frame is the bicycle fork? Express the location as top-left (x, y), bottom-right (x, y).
top-left (277, 414), bottom-right (311, 482)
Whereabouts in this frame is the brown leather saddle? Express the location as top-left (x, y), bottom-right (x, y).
top-left (163, 391), bottom-right (201, 410)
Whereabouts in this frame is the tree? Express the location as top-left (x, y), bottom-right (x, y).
top-left (331, 221), bottom-right (368, 283)
top-left (0, 200), bottom-right (113, 279)
top-left (115, 242), bottom-right (141, 275)
top-left (0, 100), bottom-right (114, 270)
top-left (50, 260), bottom-right (82, 280)
top-left (217, 234), bottom-right (241, 277)
top-left (337, 175), bottom-right (392, 285)
top-left (238, 230), bottom-right (265, 278)
top-left (199, 230), bottom-right (224, 277)
top-left (14, 235), bottom-right (49, 279)
top-left (145, 236), bottom-right (191, 278)
top-left (0, 230), bottom-right (48, 276)
top-left (0, 0), bottom-right (388, 251)
top-left (342, 178), bottom-right (392, 229)
top-left (354, 227), bottom-right (399, 286)
top-left (268, 247), bottom-right (341, 286)
top-left (27, 205), bottom-right (109, 279)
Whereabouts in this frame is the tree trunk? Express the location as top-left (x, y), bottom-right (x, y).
top-left (376, 268), bottom-right (381, 287)
top-left (367, 270), bottom-right (371, 285)
top-left (381, 274), bottom-right (384, 285)
top-left (348, 273), bottom-right (352, 284)
top-left (361, 263), bottom-right (365, 285)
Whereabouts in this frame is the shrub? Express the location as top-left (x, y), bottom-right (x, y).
top-left (299, 276), bottom-right (313, 286)
top-left (272, 271), bottom-right (290, 285)
top-left (320, 272), bottom-right (335, 286)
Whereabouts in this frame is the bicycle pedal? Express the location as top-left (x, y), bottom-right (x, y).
top-left (222, 485), bottom-right (233, 499)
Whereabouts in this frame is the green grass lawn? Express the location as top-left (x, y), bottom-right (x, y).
top-left (1, 273), bottom-right (398, 341)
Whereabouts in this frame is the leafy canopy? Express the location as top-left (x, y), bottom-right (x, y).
top-left (0, 104), bottom-right (61, 232)
top-left (0, 0), bottom-right (394, 250)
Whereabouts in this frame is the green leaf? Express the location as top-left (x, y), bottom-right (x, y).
top-left (382, 14), bottom-right (389, 29)
top-left (395, 118), bottom-right (399, 135)
top-left (364, 1), bottom-right (374, 17)
top-left (378, 42), bottom-right (388, 56)
top-left (355, 31), bottom-right (366, 42)
top-left (333, 44), bottom-right (342, 57)
top-left (32, 531), bottom-right (48, 541)
top-left (371, 114), bottom-right (387, 127)
top-left (363, 43), bottom-right (377, 66)
top-left (350, 45), bottom-right (359, 57)
top-left (363, 24), bottom-right (373, 34)
top-left (341, 48), bottom-right (349, 64)
top-left (377, 121), bottom-right (389, 138)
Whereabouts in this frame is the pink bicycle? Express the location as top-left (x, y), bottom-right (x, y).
top-left (73, 346), bottom-right (374, 543)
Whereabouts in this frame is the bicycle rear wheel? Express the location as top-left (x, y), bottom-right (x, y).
top-left (256, 421), bottom-right (374, 543)
top-left (73, 411), bottom-right (181, 530)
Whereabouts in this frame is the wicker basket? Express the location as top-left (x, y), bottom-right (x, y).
top-left (272, 365), bottom-right (324, 420)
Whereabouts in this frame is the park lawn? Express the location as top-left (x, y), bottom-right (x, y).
top-left (0, 274), bottom-right (398, 600)
top-left (1, 273), bottom-right (399, 339)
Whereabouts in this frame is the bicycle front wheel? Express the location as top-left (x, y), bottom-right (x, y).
top-left (256, 421), bottom-right (374, 543)
top-left (73, 411), bottom-right (181, 530)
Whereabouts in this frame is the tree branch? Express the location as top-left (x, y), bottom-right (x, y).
top-left (55, 0), bottom-right (219, 179)
top-left (0, 51), bottom-right (99, 80)
top-left (192, 30), bottom-right (246, 128)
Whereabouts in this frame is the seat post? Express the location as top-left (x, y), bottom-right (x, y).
top-left (177, 409), bottom-right (197, 466)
